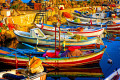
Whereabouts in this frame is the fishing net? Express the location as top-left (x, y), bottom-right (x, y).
top-left (26, 56), bottom-right (44, 74)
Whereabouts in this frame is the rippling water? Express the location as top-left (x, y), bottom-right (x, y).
top-left (0, 37), bottom-right (120, 80)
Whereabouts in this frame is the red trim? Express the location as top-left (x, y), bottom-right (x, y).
top-left (68, 20), bottom-right (120, 27)
top-left (42, 28), bottom-right (104, 34)
top-left (0, 52), bottom-right (104, 68)
top-left (43, 52), bottom-right (103, 67)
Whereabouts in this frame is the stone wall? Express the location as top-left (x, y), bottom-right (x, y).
top-left (12, 13), bottom-right (36, 26)
top-left (0, 0), bottom-right (5, 3)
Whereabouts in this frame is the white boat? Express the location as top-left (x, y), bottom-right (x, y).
top-left (105, 68), bottom-right (120, 80)
top-left (36, 24), bottom-right (104, 37)
top-left (14, 28), bottom-right (103, 47)
top-left (0, 68), bottom-right (46, 80)
top-left (66, 18), bottom-right (120, 34)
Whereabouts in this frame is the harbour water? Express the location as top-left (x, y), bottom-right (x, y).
top-left (0, 37), bottom-right (120, 80)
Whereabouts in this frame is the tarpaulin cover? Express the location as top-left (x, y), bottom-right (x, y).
top-left (74, 10), bottom-right (81, 14)
top-left (62, 12), bottom-right (71, 18)
top-left (68, 46), bottom-right (81, 51)
top-left (0, 22), bottom-right (3, 27)
top-left (43, 50), bottom-right (60, 58)
top-left (46, 7), bottom-right (54, 11)
top-left (26, 56), bottom-right (44, 73)
top-left (60, 50), bottom-right (70, 57)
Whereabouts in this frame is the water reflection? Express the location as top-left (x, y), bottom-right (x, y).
top-left (46, 63), bottom-right (104, 80)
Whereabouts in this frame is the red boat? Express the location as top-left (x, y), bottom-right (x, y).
top-left (66, 18), bottom-right (120, 34)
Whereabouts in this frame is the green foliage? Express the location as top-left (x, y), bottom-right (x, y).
top-left (19, 6), bottom-right (23, 9)
top-left (77, 1), bottom-right (82, 4)
top-left (60, 3), bottom-right (65, 5)
top-left (71, 3), bottom-right (74, 7)
top-left (87, 1), bottom-right (90, 4)
top-left (79, 1), bottom-right (82, 3)
top-left (10, 4), bottom-right (20, 10)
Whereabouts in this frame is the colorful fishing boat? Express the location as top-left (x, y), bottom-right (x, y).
top-left (66, 18), bottom-right (120, 34)
top-left (0, 68), bottom-right (47, 80)
top-left (105, 68), bottom-right (120, 80)
top-left (74, 10), bottom-right (108, 19)
top-left (35, 24), bottom-right (104, 37)
top-left (0, 45), bottom-right (106, 68)
top-left (14, 28), bottom-right (103, 47)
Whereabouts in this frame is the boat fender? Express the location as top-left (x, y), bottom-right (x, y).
top-left (3, 73), bottom-right (25, 80)
top-left (105, 45), bottom-right (107, 48)
top-left (107, 59), bottom-right (112, 64)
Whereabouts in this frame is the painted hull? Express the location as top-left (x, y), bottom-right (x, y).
top-left (66, 19), bottom-right (120, 34)
top-left (73, 14), bottom-right (98, 22)
top-left (0, 68), bottom-right (46, 80)
top-left (0, 48), bottom-right (105, 68)
top-left (14, 30), bottom-right (100, 47)
top-left (36, 24), bottom-right (104, 37)
top-left (105, 68), bottom-right (120, 80)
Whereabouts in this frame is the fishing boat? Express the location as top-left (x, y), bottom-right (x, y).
top-left (0, 45), bottom-right (106, 68)
top-left (72, 12), bottom-right (110, 24)
top-left (66, 18), bottom-right (120, 34)
top-left (105, 68), bottom-right (120, 80)
top-left (0, 68), bottom-right (47, 80)
top-left (35, 23), bottom-right (105, 37)
top-left (73, 10), bottom-right (108, 19)
top-left (14, 28), bottom-right (103, 47)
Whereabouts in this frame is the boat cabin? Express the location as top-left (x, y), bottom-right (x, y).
top-left (92, 12), bottom-right (106, 19)
top-left (30, 28), bottom-right (47, 38)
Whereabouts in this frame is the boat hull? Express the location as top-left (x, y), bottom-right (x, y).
top-left (37, 25), bottom-right (104, 37)
top-left (105, 68), bottom-right (120, 80)
top-left (0, 68), bottom-right (46, 80)
top-left (0, 48), bottom-right (105, 68)
top-left (66, 19), bottom-right (120, 34)
top-left (14, 30), bottom-right (100, 47)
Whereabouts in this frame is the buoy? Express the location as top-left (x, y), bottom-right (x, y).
top-left (105, 45), bottom-right (107, 48)
top-left (107, 59), bottom-right (112, 64)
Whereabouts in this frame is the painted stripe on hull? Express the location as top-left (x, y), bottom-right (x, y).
top-left (0, 48), bottom-right (105, 67)
top-left (67, 19), bottom-right (120, 28)
top-left (41, 28), bottom-right (104, 37)
top-left (67, 19), bottom-right (120, 33)
top-left (15, 32), bottom-right (99, 47)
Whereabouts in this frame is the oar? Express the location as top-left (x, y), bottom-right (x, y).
top-left (22, 43), bottom-right (45, 52)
